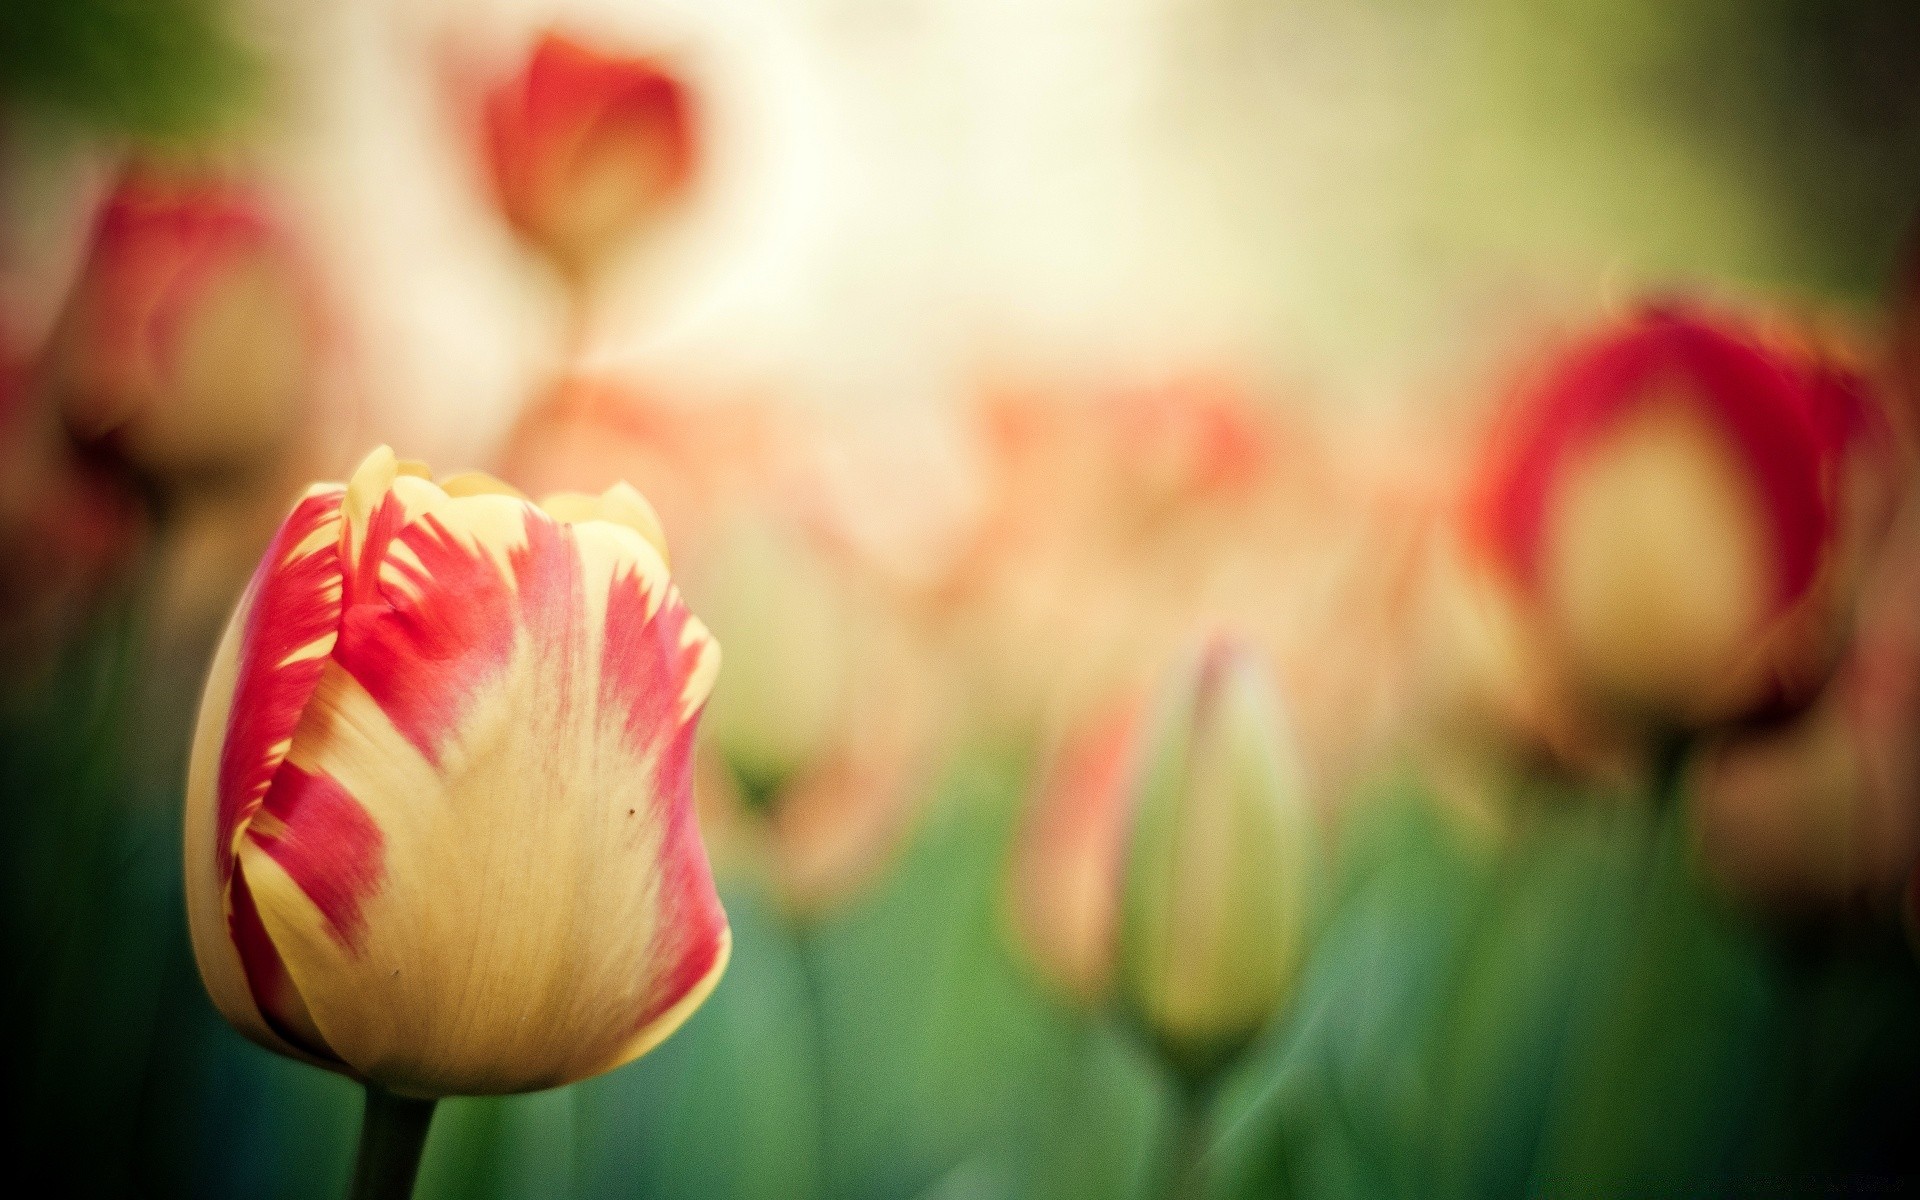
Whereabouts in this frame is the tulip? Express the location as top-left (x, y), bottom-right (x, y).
top-left (1467, 305), bottom-right (1886, 729)
top-left (694, 510), bottom-right (855, 803)
top-left (483, 32), bottom-right (696, 280)
top-left (184, 447), bottom-right (727, 1113)
top-left (1007, 695), bottom-right (1143, 1006)
top-left (0, 333), bottom-right (149, 687)
top-left (1116, 638), bottom-right (1318, 1078)
top-left (1690, 493), bottom-right (1920, 906)
top-left (52, 172), bottom-right (317, 481)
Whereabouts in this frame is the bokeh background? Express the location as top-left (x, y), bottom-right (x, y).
top-left (6, 1), bottom-right (1920, 1197)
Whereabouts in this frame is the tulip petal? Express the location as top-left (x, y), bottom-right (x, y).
top-left (539, 482), bottom-right (669, 565)
top-left (440, 471), bottom-right (529, 500)
top-left (240, 494), bottom-right (725, 1095)
top-left (184, 482), bottom-right (346, 1062)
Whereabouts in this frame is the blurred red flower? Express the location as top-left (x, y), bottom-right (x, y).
top-left (484, 32), bottom-right (696, 281)
top-left (51, 171), bottom-right (318, 484)
top-left (0, 333), bottom-right (148, 685)
top-left (1465, 304), bottom-right (1892, 730)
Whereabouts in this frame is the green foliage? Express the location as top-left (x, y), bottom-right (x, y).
top-left (0, 0), bottom-right (253, 142)
top-left (1209, 777), bottom-right (1920, 1200)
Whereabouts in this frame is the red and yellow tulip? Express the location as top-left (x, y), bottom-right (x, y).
top-left (53, 171), bottom-right (318, 481)
top-left (184, 446), bottom-right (726, 1097)
top-left (1465, 304), bottom-right (1889, 729)
top-left (483, 32), bottom-right (696, 280)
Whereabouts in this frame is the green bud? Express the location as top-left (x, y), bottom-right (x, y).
top-left (1117, 637), bottom-right (1319, 1079)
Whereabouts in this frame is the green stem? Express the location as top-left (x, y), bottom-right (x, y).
top-left (347, 1084), bottom-right (437, 1200)
top-left (1155, 1070), bottom-right (1214, 1200)
top-left (1648, 727), bottom-right (1692, 814)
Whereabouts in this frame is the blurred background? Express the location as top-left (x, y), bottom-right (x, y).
top-left (5, 0), bottom-right (1920, 1196)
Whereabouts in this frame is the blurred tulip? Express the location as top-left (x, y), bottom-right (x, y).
top-left (483, 32), bottom-right (696, 281)
top-left (1690, 493), bottom-right (1920, 907)
top-left (51, 171), bottom-right (318, 482)
top-left (950, 371), bottom-right (1304, 740)
top-left (1007, 694), bottom-right (1143, 1006)
top-left (696, 510), bottom-right (853, 801)
top-left (1468, 304), bottom-right (1888, 729)
top-left (1116, 638), bottom-right (1319, 1076)
top-left (0, 333), bottom-right (148, 685)
top-left (184, 446), bottom-right (726, 1097)
top-left (497, 374), bottom-right (762, 558)
top-left (687, 505), bottom-right (944, 918)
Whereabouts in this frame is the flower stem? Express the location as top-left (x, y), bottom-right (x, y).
top-left (1156, 1070), bottom-right (1214, 1200)
top-left (347, 1084), bottom-right (437, 1200)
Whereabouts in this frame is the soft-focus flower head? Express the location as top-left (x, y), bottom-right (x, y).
top-left (1690, 489), bottom-right (1920, 910)
top-left (185, 446), bottom-right (725, 1097)
top-left (1467, 302), bottom-right (1890, 731)
top-left (484, 31), bottom-right (697, 282)
top-left (1007, 692), bottom-right (1145, 1007)
top-left (686, 501), bottom-right (947, 919)
top-left (52, 169), bottom-right (319, 484)
top-left (0, 331), bottom-right (149, 686)
top-left (497, 374), bottom-right (770, 560)
top-left (1116, 636), bottom-right (1319, 1079)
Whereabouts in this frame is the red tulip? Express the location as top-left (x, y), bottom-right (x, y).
top-left (184, 447), bottom-right (726, 1096)
top-left (1467, 304), bottom-right (1887, 728)
top-left (484, 32), bottom-right (696, 279)
top-left (53, 172), bottom-right (317, 481)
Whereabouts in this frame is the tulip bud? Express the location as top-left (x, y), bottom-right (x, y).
top-left (184, 446), bottom-right (727, 1097)
top-left (1117, 639), bottom-right (1318, 1076)
top-left (691, 511), bottom-right (853, 802)
top-left (53, 172), bottom-right (316, 481)
top-left (483, 32), bottom-right (696, 280)
top-left (1007, 695), bottom-right (1143, 1006)
top-left (1470, 305), bottom-right (1884, 728)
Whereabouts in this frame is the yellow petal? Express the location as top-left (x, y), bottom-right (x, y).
top-left (341, 445), bottom-right (400, 574)
top-left (537, 491), bottom-right (603, 524)
top-left (1543, 396), bottom-right (1772, 722)
top-left (597, 482), bottom-right (670, 566)
top-left (538, 483), bottom-right (671, 567)
top-left (440, 471), bottom-right (528, 500)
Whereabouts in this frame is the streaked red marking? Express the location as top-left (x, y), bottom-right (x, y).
top-left (598, 565), bottom-right (724, 1032)
top-left (599, 565), bottom-right (701, 756)
top-left (629, 716), bottom-right (725, 1033)
top-left (333, 510), bottom-right (523, 765)
top-left (251, 763), bottom-right (386, 951)
top-left (228, 865), bottom-right (333, 1059)
top-left (216, 488), bottom-right (345, 886)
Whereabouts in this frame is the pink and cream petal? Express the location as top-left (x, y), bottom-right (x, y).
top-left (242, 500), bottom-right (725, 1096)
top-left (183, 482), bottom-right (347, 1063)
